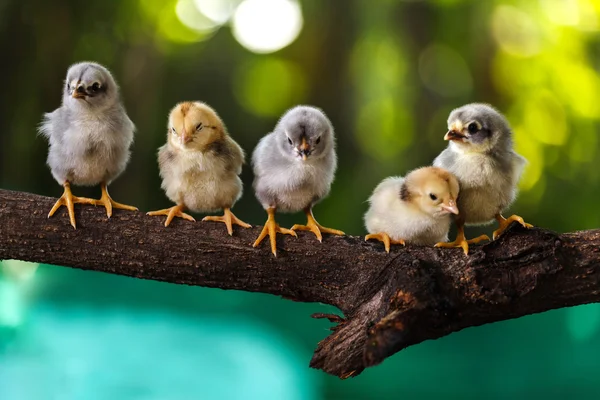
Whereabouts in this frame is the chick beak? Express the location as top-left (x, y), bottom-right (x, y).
top-left (299, 137), bottom-right (310, 161)
top-left (444, 130), bottom-right (467, 141)
top-left (180, 134), bottom-right (192, 146)
top-left (441, 200), bottom-right (459, 215)
top-left (72, 85), bottom-right (86, 99)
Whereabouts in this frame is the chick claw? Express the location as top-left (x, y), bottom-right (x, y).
top-left (202, 208), bottom-right (251, 236)
top-left (253, 208), bottom-right (297, 256)
top-left (93, 183), bottom-right (138, 218)
top-left (147, 204), bottom-right (196, 227)
top-left (291, 208), bottom-right (345, 242)
top-left (435, 228), bottom-right (490, 255)
top-left (365, 232), bottom-right (405, 253)
top-left (48, 182), bottom-right (98, 229)
top-left (493, 214), bottom-right (533, 240)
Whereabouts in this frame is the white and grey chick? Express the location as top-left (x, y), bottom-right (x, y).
top-left (252, 105), bottom-right (344, 256)
top-left (365, 167), bottom-right (459, 253)
top-left (147, 101), bottom-right (251, 234)
top-left (39, 61), bottom-right (137, 229)
top-left (433, 103), bottom-right (532, 254)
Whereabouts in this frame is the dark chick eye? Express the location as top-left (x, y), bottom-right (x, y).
top-left (429, 193), bottom-right (437, 201)
top-left (90, 82), bottom-right (101, 92)
top-left (287, 137), bottom-right (293, 145)
top-left (196, 123), bottom-right (203, 131)
top-left (315, 136), bottom-right (321, 144)
top-left (171, 127), bottom-right (177, 135)
top-left (467, 122), bottom-right (479, 134)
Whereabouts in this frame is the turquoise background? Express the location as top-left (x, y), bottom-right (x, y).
top-left (1, 0), bottom-right (600, 398)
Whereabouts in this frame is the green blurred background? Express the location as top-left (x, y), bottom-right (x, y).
top-left (1, 0), bottom-right (600, 398)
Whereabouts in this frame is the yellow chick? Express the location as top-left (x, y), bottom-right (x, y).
top-left (147, 102), bottom-right (251, 234)
top-left (364, 167), bottom-right (459, 253)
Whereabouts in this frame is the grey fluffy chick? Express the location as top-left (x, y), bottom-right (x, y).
top-left (39, 62), bottom-right (137, 229)
top-left (433, 103), bottom-right (532, 254)
top-left (252, 105), bottom-right (344, 256)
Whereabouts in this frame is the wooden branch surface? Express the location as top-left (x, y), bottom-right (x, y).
top-left (1, 189), bottom-right (599, 378)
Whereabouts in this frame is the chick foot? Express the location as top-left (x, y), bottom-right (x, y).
top-left (435, 227), bottom-right (489, 255)
top-left (365, 232), bottom-right (405, 253)
top-left (253, 207), bottom-right (297, 256)
top-left (147, 204), bottom-right (196, 227)
top-left (492, 214), bottom-right (533, 240)
top-left (48, 182), bottom-right (99, 229)
top-left (291, 208), bottom-right (345, 242)
top-left (94, 182), bottom-right (138, 218)
top-left (202, 208), bottom-right (251, 236)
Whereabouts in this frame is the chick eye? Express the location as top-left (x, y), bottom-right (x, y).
top-left (90, 82), bottom-right (101, 92)
top-left (287, 137), bottom-right (293, 145)
top-left (171, 127), bottom-right (177, 135)
top-left (467, 122), bottom-right (479, 134)
top-left (429, 193), bottom-right (437, 201)
top-left (315, 136), bottom-right (321, 145)
top-left (196, 123), bottom-right (203, 132)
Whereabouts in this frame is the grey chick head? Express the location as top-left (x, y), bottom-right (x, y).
top-left (444, 103), bottom-right (512, 153)
top-left (62, 62), bottom-right (120, 112)
top-left (275, 105), bottom-right (334, 162)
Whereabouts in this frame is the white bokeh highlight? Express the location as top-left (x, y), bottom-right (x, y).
top-left (176, 0), bottom-right (221, 33)
top-left (232, 0), bottom-right (303, 54)
top-left (194, 0), bottom-right (240, 24)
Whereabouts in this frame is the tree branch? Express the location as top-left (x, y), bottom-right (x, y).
top-left (1, 189), bottom-right (599, 378)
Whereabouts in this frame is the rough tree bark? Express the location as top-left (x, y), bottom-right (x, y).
top-left (1, 189), bottom-right (599, 378)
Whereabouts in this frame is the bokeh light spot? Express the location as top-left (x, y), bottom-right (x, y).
top-left (139, 0), bottom-right (214, 44)
top-left (350, 35), bottom-right (407, 101)
top-left (513, 126), bottom-right (544, 191)
top-left (524, 91), bottom-right (568, 146)
top-left (194, 0), bottom-right (240, 24)
top-left (575, 0), bottom-right (600, 31)
top-left (492, 5), bottom-right (542, 57)
top-left (566, 304), bottom-right (600, 342)
top-left (233, 57), bottom-right (307, 117)
top-left (356, 97), bottom-right (414, 160)
top-left (0, 281), bottom-right (22, 327)
top-left (175, 0), bottom-right (220, 34)
top-left (418, 43), bottom-right (473, 97)
top-left (541, 0), bottom-right (581, 27)
top-left (492, 53), bottom-right (544, 97)
top-left (1, 260), bottom-right (39, 282)
top-left (232, 0), bottom-right (303, 53)
top-left (553, 62), bottom-right (600, 119)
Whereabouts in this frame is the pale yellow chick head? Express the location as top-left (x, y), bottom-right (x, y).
top-left (167, 102), bottom-right (226, 151)
top-left (402, 167), bottom-right (459, 218)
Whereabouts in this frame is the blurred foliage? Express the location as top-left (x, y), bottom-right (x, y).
top-left (1, 0), bottom-right (600, 398)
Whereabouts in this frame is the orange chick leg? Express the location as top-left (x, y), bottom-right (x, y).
top-left (147, 204), bottom-right (195, 227)
top-left (291, 207), bottom-right (345, 242)
top-left (253, 207), bottom-right (297, 256)
top-left (435, 225), bottom-right (490, 255)
top-left (94, 182), bottom-right (138, 218)
top-left (48, 181), bottom-right (99, 229)
top-left (365, 232), bottom-right (405, 253)
top-left (202, 207), bottom-right (252, 236)
top-left (492, 214), bottom-right (533, 240)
